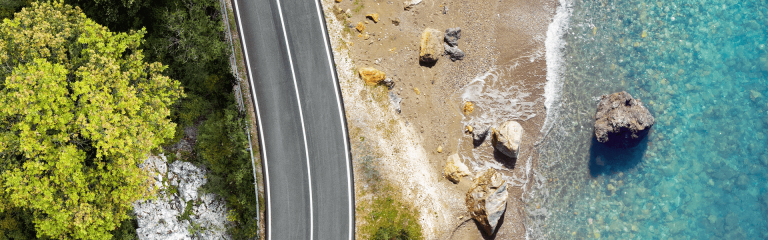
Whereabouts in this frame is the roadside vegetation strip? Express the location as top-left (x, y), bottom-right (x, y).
top-left (217, 0), bottom-right (264, 238)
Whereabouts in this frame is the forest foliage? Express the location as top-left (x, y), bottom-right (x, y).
top-left (0, 0), bottom-right (258, 239)
top-left (0, 1), bottom-right (183, 239)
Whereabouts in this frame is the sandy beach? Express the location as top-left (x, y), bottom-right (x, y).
top-left (320, 0), bottom-right (557, 238)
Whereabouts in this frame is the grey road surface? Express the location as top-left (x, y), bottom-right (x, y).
top-left (230, 0), bottom-right (354, 239)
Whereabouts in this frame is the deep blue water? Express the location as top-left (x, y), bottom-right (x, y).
top-left (528, 0), bottom-right (768, 239)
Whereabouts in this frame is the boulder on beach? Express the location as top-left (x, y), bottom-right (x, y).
top-left (466, 168), bottom-right (508, 235)
top-left (358, 67), bottom-right (386, 85)
top-left (419, 28), bottom-right (443, 64)
top-left (594, 91), bottom-right (655, 148)
top-left (492, 121), bottom-right (523, 159)
top-left (444, 153), bottom-right (471, 183)
top-left (403, 0), bottom-right (422, 10)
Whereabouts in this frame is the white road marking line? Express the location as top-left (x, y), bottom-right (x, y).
top-left (274, 1), bottom-right (315, 240)
top-left (311, 0), bottom-right (354, 239)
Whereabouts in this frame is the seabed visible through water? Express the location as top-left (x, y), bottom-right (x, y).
top-left (527, 0), bottom-right (768, 239)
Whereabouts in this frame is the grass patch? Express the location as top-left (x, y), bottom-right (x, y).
top-left (359, 186), bottom-right (423, 240)
top-left (353, 0), bottom-right (364, 13)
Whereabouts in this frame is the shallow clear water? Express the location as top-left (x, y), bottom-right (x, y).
top-left (528, 0), bottom-right (768, 239)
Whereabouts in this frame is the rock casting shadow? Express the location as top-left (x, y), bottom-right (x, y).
top-left (419, 60), bottom-right (437, 68)
top-left (492, 148), bottom-right (517, 169)
top-left (588, 130), bottom-right (650, 177)
top-left (474, 211), bottom-right (505, 239)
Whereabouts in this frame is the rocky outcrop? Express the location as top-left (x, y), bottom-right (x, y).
top-left (594, 91), bottom-right (655, 148)
top-left (444, 154), bottom-right (471, 183)
top-left (444, 28), bottom-right (464, 61)
top-left (491, 121), bottom-right (523, 159)
top-left (358, 67), bottom-right (386, 85)
top-left (466, 168), bottom-right (508, 235)
top-left (419, 28), bottom-right (443, 64)
top-left (169, 161), bottom-right (207, 202)
top-left (133, 155), bottom-right (231, 240)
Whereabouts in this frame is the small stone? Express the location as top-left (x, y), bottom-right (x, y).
top-left (358, 67), bottom-right (386, 85)
top-left (750, 90), bottom-right (763, 102)
top-left (414, 87), bottom-right (420, 95)
top-left (365, 13), bottom-right (380, 23)
top-left (335, 0), bottom-right (342, 3)
top-left (364, 20), bottom-right (370, 24)
top-left (709, 215), bottom-right (717, 224)
top-left (356, 22), bottom-right (365, 32)
top-left (444, 27), bottom-right (461, 47)
top-left (444, 154), bottom-right (471, 183)
top-left (437, 146), bottom-right (443, 153)
top-left (403, 0), bottom-right (422, 10)
top-left (463, 101), bottom-right (474, 115)
top-left (392, 19), bottom-right (400, 26)
top-left (466, 125), bottom-right (474, 133)
top-left (363, 33), bottom-right (370, 40)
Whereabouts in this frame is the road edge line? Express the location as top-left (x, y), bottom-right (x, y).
top-left (312, 0), bottom-right (355, 239)
top-left (230, 1), bottom-right (273, 239)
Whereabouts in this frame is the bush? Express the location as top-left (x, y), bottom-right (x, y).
top-left (196, 101), bottom-right (259, 239)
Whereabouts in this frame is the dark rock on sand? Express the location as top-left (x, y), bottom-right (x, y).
top-left (445, 27), bottom-right (461, 47)
top-left (594, 91), bottom-right (655, 148)
top-left (444, 44), bottom-right (465, 61)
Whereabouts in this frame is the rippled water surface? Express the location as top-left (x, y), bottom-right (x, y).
top-left (528, 0), bottom-right (768, 239)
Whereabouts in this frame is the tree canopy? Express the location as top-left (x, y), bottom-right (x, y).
top-left (0, 1), bottom-right (183, 239)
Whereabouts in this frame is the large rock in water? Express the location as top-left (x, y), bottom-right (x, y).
top-left (466, 168), bottom-right (508, 235)
top-left (444, 153), bottom-right (472, 183)
top-left (594, 91), bottom-right (655, 148)
top-left (419, 28), bottom-right (443, 64)
top-left (491, 121), bottom-right (523, 159)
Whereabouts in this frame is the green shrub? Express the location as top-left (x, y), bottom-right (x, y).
top-left (363, 193), bottom-right (422, 240)
top-left (196, 102), bottom-right (259, 239)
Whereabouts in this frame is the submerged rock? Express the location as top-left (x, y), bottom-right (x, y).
top-left (594, 91), bottom-right (655, 148)
top-left (492, 121), bottom-right (523, 159)
top-left (419, 28), bottom-right (443, 64)
top-left (462, 101), bottom-right (474, 115)
top-left (444, 154), bottom-right (471, 183)
top-left (358, 67), bottom-right (386, 85)
top-left (466, 168), bottom-right (508, 235)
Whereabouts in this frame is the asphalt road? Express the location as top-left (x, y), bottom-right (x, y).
top-left (230, 0), bottom-right (354, 239)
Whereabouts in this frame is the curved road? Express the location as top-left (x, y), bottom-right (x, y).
top-left (229, 0), bottom-right (354, 239)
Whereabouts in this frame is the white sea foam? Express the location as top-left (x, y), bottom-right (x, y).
top-left (459, 66), bottom-right (538, 133)
top-left (542, 0), bottom-right (573, 135)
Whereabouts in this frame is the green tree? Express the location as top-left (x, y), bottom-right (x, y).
top-left (0, 2), bottom-right (183, 239)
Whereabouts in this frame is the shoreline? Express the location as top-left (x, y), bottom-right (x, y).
top-left (320, 0), bottom-right (560, 238)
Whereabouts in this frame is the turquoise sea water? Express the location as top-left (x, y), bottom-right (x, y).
top-left (527, 0), bottom-right (768, 239)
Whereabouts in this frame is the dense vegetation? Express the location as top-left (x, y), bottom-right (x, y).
top-left (0, 0), bottom-right (259, 239)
